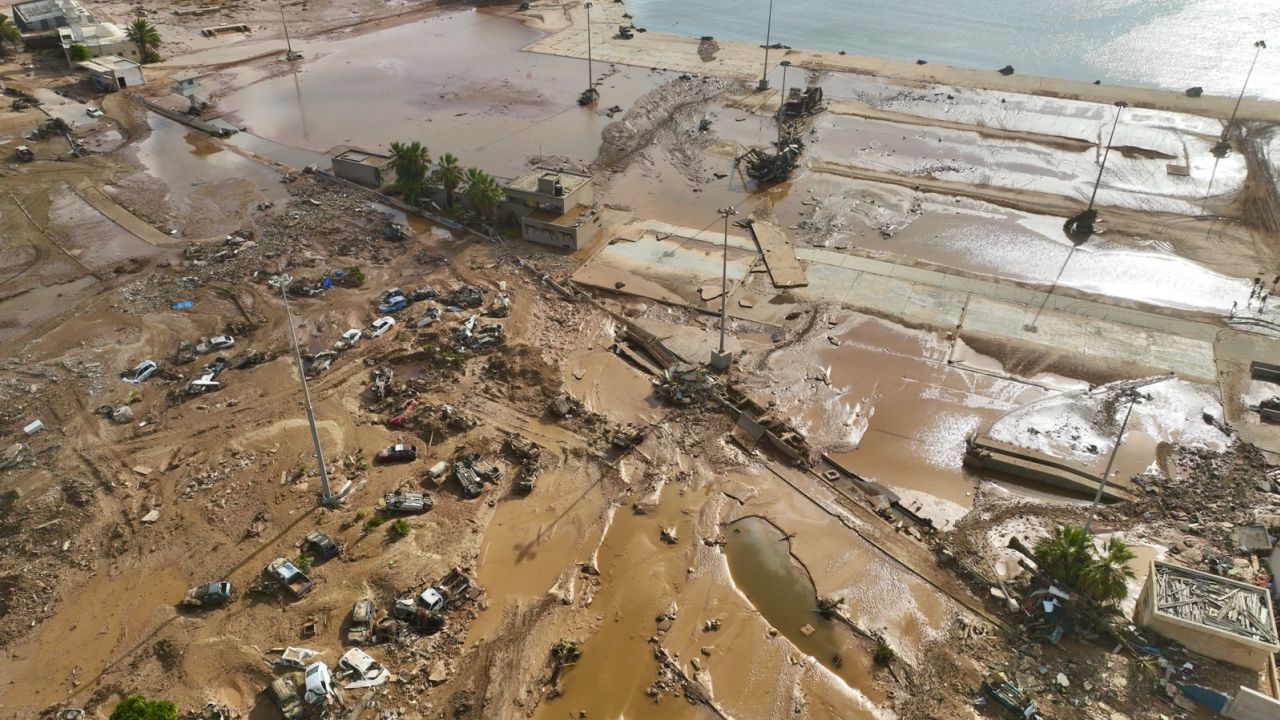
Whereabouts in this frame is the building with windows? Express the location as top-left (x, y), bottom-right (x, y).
top-left (78, 55), bottom-right (143, 92)
top-left (504, 167), bottom-right (600, 251)
top-left (11, 0), bottom-right (92, 33)
top-left (60, 19), bottom-right (138, 66)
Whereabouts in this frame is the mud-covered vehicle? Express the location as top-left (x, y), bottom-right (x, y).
top-left (301, 530), bottom-right (341, 560)
top-left (269, 676), bottom-right (305, 719)
top-left (383, 491), bottom-right (433, 513)
top-left (346, 598), bottom-right (377, 644)
top-left (180, 581), bottom-right (233, 609)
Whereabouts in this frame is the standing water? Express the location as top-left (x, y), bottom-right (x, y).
top-left (724, 516), bottom-right (870, 684)
top-left (624, 0), bottom-right (1280, 100)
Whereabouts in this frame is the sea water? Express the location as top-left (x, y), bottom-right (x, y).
top-left (624, 0), bottom-right (1280, 100)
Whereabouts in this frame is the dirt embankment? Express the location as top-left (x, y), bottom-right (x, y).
top-left (596, 75), bottom-right (733, 177)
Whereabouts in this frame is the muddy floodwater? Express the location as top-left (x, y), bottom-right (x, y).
top-left (220, 9), bottom-right (674, 178)
top-left (724, 516), bottom-right (867, 684)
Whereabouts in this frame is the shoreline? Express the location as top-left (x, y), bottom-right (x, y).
top-left (520, 0), bottom-right (1280, 123)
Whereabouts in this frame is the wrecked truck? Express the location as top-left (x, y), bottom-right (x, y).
top-left (265, 557), bottom-right (314, 598)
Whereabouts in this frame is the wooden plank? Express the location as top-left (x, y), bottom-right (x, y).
top-left (748, 219), bottom-right (808, 288)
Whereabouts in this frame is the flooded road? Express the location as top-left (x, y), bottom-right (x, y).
top-left (724, 516), bottom-right (871, 686)
top-left (220, 10), bottom-right (673, 179)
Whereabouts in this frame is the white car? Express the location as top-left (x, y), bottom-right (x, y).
top-left (369, 317), bottom-right (396, 337)
top-left (86, 107), bottom-right (104, 118)
top-left (339, 328), bottom-right (362, 346)
top-left (337, 648), bottom-right (390, 688)
top-left (303, 662), bottom-right (334, 705)
top-left (122, 360), bottom-right (158, 384)
top-left (207, 335), bottom-right (235, 350)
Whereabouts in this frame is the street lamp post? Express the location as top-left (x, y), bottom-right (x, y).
top-left (281, 284), bottom-right (332, 505)
top-left (1037, 101), bottom-right (1128, 330)
top-left (586, 2), bottom-right (594, 94)
top-left (778, 60), bottom-right (792, 116)
top-left (710, 206), bottom-right (737, 371)
top-left (1216, 40), bottom-right (1267, 156)
top-left (278, 0), bottom-right (301, 61)
top-left (1082, 389), bottom-right (1137, 534)
top-left (758, 0), bottom-right (775, 91)
top-left (1086, 100), bottom-right (1128, 215)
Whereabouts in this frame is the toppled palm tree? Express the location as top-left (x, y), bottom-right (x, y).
top-left (1034, 524), bottom-right (1138, 605)
top-left (1079, 535), bottom-right (1137, 603)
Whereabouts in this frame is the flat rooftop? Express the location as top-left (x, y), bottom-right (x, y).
top-left (14, 0), bottom-right (63, 22)
top-left (1151, 561), bottom-right (1278, 647)
top-left (507, 166), bottom-right (591, 196)
top-left (78, 55), bottom-right (140, 74)
top-left (334, 149), bottom-right (392, 167)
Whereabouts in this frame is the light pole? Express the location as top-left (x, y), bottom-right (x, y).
top-left (583, 2), bottom-right (596, 103)
top-left (1086, 100), bottom-right (1128, 215)
top-left (281, 284), bottom-right (332, 505)
top-left (278, 0), bottom-right (301, 61)
top-left (758, 0), bottom-right (775, 91)
top-left (778, 60), bottom-right (792, 117)
top-left (710, 206), bottom-right (737, 371)
top-left (1216, 40), bottom-right (1266, 156)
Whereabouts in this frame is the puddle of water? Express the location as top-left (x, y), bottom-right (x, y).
top-left (220, 10), bottom-right (674, 179)
top-left (0, 275), bottom-right (100, 345)
top-left (723, 516), bottom-right (872, 687)
top-left (130, 114), bottom-right (289, 208)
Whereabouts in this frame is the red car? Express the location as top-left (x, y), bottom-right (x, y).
top-left (376, 443), bottom-right (418, 463)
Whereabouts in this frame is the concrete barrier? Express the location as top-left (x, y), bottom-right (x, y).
top-left (1224, 687), bottom-right (1280, 720)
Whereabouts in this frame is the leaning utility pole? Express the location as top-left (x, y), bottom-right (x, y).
top-left (710, 206), bottom-right (737, 372)
top-left (278, 0), bottom-right (301, 60)
top-left (758, 0), bottom-right (775, 91)
top-left (1215, 39), bottom-right (1267, 156)
top-left (281, 284), bottom-right (333, 505)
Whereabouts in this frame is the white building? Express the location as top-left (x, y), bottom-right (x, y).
top-left (78, 55), bottom-right (144, 92)
top-left (60, 20), bottom-right (139, 67)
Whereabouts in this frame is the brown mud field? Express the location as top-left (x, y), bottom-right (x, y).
top-left (2, 0), bottom-right (1280, 719)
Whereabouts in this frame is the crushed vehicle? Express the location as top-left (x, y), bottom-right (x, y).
top-left (611, 423), bottom-right (649, 450)
top-left (272, 646), bottom-right (320, 671)
top-left (515, 463), bottom-right (538, 493)
top-left (264, 557), bottom-right (314, 598)
top-left (337, 648), bottom-right (390, 688)
top-left (377, 294), bottom-right (409, 314)
top-left (369, 316), bottom-right (396, 337)
top-left (548, 392), bottom-right (583, 418)
top-left (369, 366), bottom-right (394, 401)
top-left (181, 581), bottom-right (233, 609)
top-left (414, 305), bottom-right (442, 328)
top-left (346, 598), bottom-right (377, 644)
top-left (453, 453), bottom-right (499, 498)
top-left (268, 676), bottom-right (306, 720)
top-left (335, 328), bottom-right (362, 351)
top-left (14, 145), bottom-right (34, 162)
top-left (301, 530), bottom-right (341, 560)
top-left (454, 314), bottom-right (505, 350)
top-left (391, 567), bottom-right (475, 629)
top-left (505, 433), bottom-right (542, 462)
top-left (445, 284), bottom-right (484, 310)
top-left (376, 443), bottom-right (418, 464)
top-left (86, 107), bottom-right (104, 118)
top-left (486, 293), bottom-right (512, 318)
top-left (408, 287), bottom-right (437, 302)
top-left (981, 672), bottom-right (1039, 719)
top-left (304, 351), bottom-right (337, 377)
top-left (196, 335), bottom-right (235, 353)
top-left (121, 359), bottom-right (158, 384)
top-left (379, 288), bottom-right (404, 303)
top-left (387, 398), bottom-right (418, 427)
top-left (383, 491), bottom-right (433, 513)
top-left (302, 661), bottom-right (335, 705)
top-left (779, 85), bottom-right (825, 119)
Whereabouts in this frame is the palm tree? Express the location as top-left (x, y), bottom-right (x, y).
top-left (432, 153), bottom-right (464, 209)
top-left (1080, 536), bottom-right (1137, 604)
top-left (388, 141), bottom-right (430, 205)
top-left (463, 168), bottom-right (504, 221)
top-left (0, 17), bottom-right (22, 57)
top-left (1033, 524), bottom-right (1092, 589)
top-left (125, 18), bottom-right (161, 64)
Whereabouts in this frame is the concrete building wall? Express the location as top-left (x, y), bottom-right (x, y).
top-left (505, 182), bottom-right (591, 216)
top-left (331, 158), bottom-right (385, 188)
top-left (1224, 687), bottom-right (1280, 720)
top-left (520, 221), bottom-right (576, 251)
top-left (1135, 564), bottom-right (1278, 672)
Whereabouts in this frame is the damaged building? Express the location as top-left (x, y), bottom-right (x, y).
top-left (504, 167), bottom-right (601, 251)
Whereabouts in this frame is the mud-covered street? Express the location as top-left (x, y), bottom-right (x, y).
top-left (2, 1), bottom-right (1280, 719)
